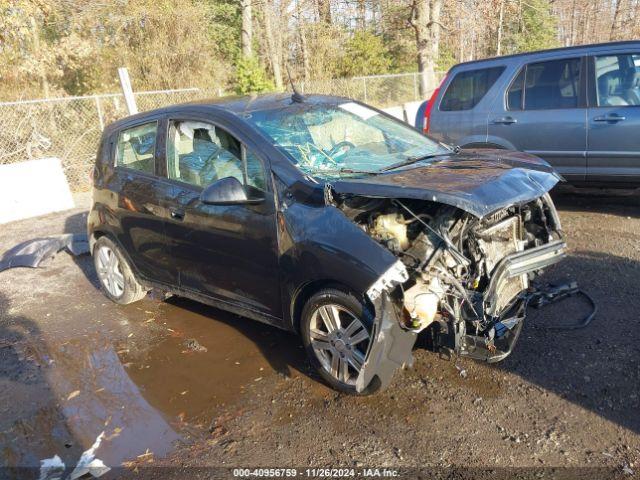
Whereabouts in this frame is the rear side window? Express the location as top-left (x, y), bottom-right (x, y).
top-left (523, 58), bottom-right (581, 110)
top-left (115, 122), bottom-right (158, 174)
top-left (440, 66), bottom-right (505, 111)
top-left (594, 53), bottom-right (640, 106)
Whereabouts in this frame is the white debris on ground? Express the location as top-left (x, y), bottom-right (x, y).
top-left (69, 431), bottom-right (110, 480)
top-left (39, 431), bottom-right (110, 480)
top-left (38, 454), bottom-right (65, 480)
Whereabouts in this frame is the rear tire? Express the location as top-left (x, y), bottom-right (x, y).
top-left (300, 288), bottom-right (380, 395)
top-left (93, 236), bottom-right (147, 305)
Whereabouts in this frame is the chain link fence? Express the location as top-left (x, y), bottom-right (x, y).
top-left (301, 72), bottom-right (445, 107)
top-left (0, 72), bottom-right (444, 192)
top-left (0, 88), bottom-right (217, 192)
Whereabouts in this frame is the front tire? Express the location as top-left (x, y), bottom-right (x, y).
top-left (300, 288), bottom-right (379, 395)
top-left (93, 236), bottom-right (147, 305)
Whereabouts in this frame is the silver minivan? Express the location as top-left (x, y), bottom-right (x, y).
top-left (416, 41), bottom-right (640, 186)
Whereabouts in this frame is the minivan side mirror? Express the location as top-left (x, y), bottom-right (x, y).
top-left (200, 177), bottom-right (263, 205)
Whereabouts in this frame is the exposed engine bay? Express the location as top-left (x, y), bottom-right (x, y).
top-left (336, 193), bottom-right (566, 362)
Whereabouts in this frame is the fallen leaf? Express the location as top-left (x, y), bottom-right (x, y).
top-left (67, 390), bottom-right (80, 401)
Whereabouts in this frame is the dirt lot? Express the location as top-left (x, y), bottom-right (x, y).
top-left (0, 189), bottom-right (639, 479)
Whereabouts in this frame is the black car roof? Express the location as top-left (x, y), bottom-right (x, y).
top-left (106, 93), bottom-right (350, 131)
top-left (453, 40), bottom-right (640, 69)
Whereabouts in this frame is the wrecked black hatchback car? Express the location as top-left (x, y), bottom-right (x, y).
top-left (88, 93), bottom-right (566, 394)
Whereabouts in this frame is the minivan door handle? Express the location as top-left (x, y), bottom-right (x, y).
top-left (491, 116), bottom-right (517, 125)
top-left (170, 209), bottom-right (185, 221)
top-left (593, 114), bottom-right (626, 123)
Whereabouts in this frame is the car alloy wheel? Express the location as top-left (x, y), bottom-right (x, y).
top-left (308, 303), bottom-right (371, 385)
top-left (95, 244), bottom-right (125, 298)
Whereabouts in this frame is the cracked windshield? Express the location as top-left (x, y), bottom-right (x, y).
top-left (247, 102), bottom-right (450, 178)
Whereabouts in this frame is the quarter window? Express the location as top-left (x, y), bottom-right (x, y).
top-left (115, 122), bottom-right (158, 174)
top-left (523, 58), bottom-right (581, 110)
top-left (507, 68), bottom-right (525, 110)
top-left (166, 120), bottom-right (266, 190)
top-left (440, 66), bottom-right (505, 111)
top-left (594, 53), bottom-right (640, 107)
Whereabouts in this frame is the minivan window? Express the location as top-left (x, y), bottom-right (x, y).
top-left (507, 68), bottom-right (525, 110)
top-left (115, 122), bottom-right (157, 174)
top-left (440, 66), bottom-right (505, 111)
top-left (594, 53), bottom-right (640, 106)
top-left (166, 120), bottom-right (266, 190)
top-left (523, 58), bottom-right (581, 110)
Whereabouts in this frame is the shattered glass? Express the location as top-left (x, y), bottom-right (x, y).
top-left (246, 102), bottom-right (449, 178)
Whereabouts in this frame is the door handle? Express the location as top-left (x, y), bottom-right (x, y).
top-left (170, 209), bottom-right (185, 221)
top-left (491, 116), bottom-right (517, 125)
top-left (593, 114), bottom-right (626, 122)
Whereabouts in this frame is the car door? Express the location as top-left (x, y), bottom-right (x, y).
top-left (429, 65), bottom-right (505, 146)
top-left (161, 117), bottom-right (281, 320)
top-left (110, 119), bottom-right (175, 285)
top-left (587, 52), bottom-right (640, 183)
top-left (488, 57), bottom-right (587, 182)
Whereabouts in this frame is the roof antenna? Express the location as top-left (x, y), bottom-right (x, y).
top-left (286, 64), bottom-right (305, 103)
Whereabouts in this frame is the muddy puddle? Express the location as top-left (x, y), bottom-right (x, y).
top-left (0, 293), bottom-right (309, 472)
top-left (119, 297), bottom-right (309, 423)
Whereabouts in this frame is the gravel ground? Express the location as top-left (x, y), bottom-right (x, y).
top-left (0, 188), bottom-right (638, 479)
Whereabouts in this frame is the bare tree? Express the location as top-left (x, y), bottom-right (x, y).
top-left (496, 0), bottom-right (505, 55)
top-left (317, 0), bottom-right (331, 24)
top-left (409, 0), bottom-right (443, 96)
top-left (241, 0), bottom-right (253, 57)
top-left (296, 0), bottom-right (311, 81)
top-left (357, 0), bottom-right (367, 29)
top-left (263, 1), bottom-right (284, 89)
top-left (610, 0), bottom-right (623, 40)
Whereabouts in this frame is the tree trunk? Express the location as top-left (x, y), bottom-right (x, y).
top-left (410, 0), bottom-right (442, 97)
top-left (241, 0), bottom-right (253, 57)
top-left (263, 2), bottom-right (284, 90)
top-left (30, 17), bottom-right (50, 98)
top-left (357, 0), bottom-right (367, 29)
top-left (610, 0), bottom-right (623, 40)
top-left (317, 0), bottom-right (331, 24)
top-left (496, 0), bottom-right (504, 56)
top-left (296, 1), bottom-right (311, 82)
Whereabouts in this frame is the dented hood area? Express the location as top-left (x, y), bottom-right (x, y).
top-left (330, 149), bottom-right (562, 218)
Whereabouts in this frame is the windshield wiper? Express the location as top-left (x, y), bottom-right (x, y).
top-left (380, 151), bottom-right (455, 172)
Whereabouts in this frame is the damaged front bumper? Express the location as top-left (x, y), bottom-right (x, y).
top-left (461, 240), bottom-right (567, 363)
top-left (356, 292), bottom-right (417, 393)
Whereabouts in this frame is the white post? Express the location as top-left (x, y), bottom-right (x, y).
top-left (117, 67), bottom-right (138, 115)
top-left (94, 96), bottom-right (104, 130)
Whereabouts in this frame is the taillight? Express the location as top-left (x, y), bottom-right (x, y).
top-left (423, 74), bottom-right (447, 133)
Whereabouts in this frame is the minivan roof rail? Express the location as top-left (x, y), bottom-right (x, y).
top-left (455, 40), bottom-right (640, 68)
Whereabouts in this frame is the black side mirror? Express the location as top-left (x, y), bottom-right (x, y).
top-left (200, 177), bottom-right (263, 205)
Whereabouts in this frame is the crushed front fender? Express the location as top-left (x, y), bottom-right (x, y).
top-left (356, 292), bottom-right (417, 393)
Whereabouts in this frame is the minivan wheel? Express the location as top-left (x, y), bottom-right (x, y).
top-left (93, 236), bottom-right (147, 305)
top-left (301, 288), bottom-right (379, 395)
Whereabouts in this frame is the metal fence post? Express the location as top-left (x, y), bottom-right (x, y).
top-left (413, 73), bottom-right (419, 101)
top-left (94, 96), bottom-right (104, 131)
top-left (117, 67), bottom-right (138, 115)
top-left (362, 77), bottom-right (368, 103)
